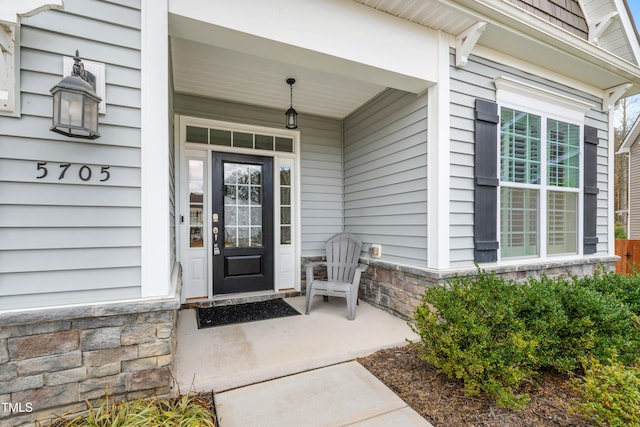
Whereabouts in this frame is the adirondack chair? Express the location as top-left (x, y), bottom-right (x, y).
top-left (305, 232), bottom-right (366, 320)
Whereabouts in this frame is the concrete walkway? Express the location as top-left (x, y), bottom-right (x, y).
top-left (174, 296), bottom-right (431, 426)
top-left (215, 361), bottom-right (430, 426)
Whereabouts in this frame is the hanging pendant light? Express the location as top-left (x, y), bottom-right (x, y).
top-left (285, 78), bottom-right (298, 129)
top-left (50, 50), bottom-right (101, 139)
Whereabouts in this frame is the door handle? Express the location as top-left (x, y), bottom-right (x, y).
top-left (213, 226), bottom-right (219, 242)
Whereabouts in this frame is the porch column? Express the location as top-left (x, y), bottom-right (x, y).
top-left (427, 31), bottom-right (451, 269)
top-left (140, 0), bottom-right (171, 297)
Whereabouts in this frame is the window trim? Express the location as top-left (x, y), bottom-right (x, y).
top-left (495, 77), bottom-right (588, 263)
top-left (0, 23), bottom-right (19, 116)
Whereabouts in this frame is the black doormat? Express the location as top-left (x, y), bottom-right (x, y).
top-left (196, 299), bottom-right (301, 329)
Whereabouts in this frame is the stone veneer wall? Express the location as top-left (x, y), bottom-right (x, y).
top-left (359, 257), bottom-right (619, 319)
top-left (0, 297), bottom-right (180, 427)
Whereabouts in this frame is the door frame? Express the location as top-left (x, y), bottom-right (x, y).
top-left (176, 115), bottom-right (301, 302)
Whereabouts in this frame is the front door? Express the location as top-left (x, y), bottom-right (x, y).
top-left (212, 152), bottom-right (274, 294)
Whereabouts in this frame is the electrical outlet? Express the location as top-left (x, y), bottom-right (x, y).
top-left (369, 244), bottom-right (382, 258)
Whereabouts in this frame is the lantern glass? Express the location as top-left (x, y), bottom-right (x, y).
top-left (62, 91), bottom-right (84, 128)
top-left (84, 97), bottom-right (99, 132)
top-left (285, 107), bottom-right (297, 129)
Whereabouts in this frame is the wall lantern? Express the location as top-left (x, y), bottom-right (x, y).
top-left (50, 50), bottom-right (101, 139)
top-left (285, 77), bottom-right (298, 129)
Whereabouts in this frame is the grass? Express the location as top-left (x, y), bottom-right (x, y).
top-left (45, 393), bottom-right (216, 427)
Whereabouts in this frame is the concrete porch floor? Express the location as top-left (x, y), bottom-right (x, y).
top-left (173, 296), bottom-right (419, 394)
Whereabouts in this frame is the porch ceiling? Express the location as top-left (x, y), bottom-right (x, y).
top-left (170, 37), bottom-right (386, 120)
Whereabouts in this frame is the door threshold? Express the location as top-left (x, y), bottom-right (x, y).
top-left (181, 290), bottom-right (301, 309)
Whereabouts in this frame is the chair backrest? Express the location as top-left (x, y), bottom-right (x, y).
top-left (325, 232), bottom-right (362, 283)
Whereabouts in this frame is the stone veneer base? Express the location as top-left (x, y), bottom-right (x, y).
top-left (358, 256), bottom-right (619, 319)
top-left (0, 295), bottom-right (180, 427)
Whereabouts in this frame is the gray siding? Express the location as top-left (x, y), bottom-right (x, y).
top-left (0, 0), bottom-right (142, 310)
top-left (343, 89), bottom-right (428, 266)
top-left (449, 52), bottom-right (610, 267)
top-left (173, 94), bottom-right (343, 256)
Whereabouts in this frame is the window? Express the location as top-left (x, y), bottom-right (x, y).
top-left (499, 107), bottom-right (580, 258)
top-left (186, 126), bottom-right (295, 153)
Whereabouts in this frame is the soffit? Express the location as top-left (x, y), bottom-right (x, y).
top-left (355, 0), bottom-right (640, 94)
top-left (170, 37), bottom-right (386, 120)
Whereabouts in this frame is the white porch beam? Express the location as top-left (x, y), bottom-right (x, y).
top-left (168, 0), bottom-right (436, 94)
top-left (455, 22), bottom-right (487, 67)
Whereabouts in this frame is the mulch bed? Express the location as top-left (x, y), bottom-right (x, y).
top-left (358, 345), bottom-right (593, 427)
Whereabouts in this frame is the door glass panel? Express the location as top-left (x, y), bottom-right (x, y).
top-left (224, 162), bottom-right (263, 248)
top-left (188, 159), bottom-right (204, 247)
top-left (280, 166), bottom-right (292, 245)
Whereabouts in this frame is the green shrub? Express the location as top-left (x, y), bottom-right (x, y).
top-left (411, 269), bottom-right (538, 409)
top-left (520, 274), bottom-right (640, 371)
top-left (578, 269), bottom-right (640, 317)
top-left (571, 355), bottom-right (640, 427)
top-left (411, 268), bottom-right (640, 410)
top-left (615, 223), bottom-right (628, 240)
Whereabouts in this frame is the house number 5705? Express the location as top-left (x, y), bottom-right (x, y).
top-left (36, 162), bottom-right (111, 182)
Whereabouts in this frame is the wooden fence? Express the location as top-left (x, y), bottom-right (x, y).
top-left (615, 240), bottom-right (640, 274)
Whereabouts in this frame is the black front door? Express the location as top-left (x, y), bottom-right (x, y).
top-left (212, 152), bottom-right (274, 294)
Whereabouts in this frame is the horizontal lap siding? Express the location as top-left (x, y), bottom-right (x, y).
top-left (0, 0), bottom-right (142, 310)
top-left (173, 94), bottom-right (343, 256)
top-left (343, 89), bottom-right (428, 266)
top-left (449, 53), bottom-right (608, 267)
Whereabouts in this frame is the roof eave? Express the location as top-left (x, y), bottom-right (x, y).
top-left (443, 0), bottom-right (640, 93)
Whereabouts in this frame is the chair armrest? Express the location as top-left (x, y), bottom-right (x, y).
top-left (305, 261), bottom-right (327, 286)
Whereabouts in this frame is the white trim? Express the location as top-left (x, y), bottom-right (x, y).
top-left (473, 45), bottom-right (604, 99)
top-left (495, 75), bottom-right (593, 122)
top-left (608, 109), bottom-right (616, 256)
top-left (0, 0), bottom-right (62, 25)
top-left (427, 31), bottom-right (451, 269)
top-left (140, 0), bottom-right (171, 298)
top-left (176, 116), bottom-right (301, 301)
top-left (455, 22), bottom-right (487, 68)
top-left (588, 11), bottom-right (618, 45)
top-left (611, 0), bottom-right (640, 64)
top-left (0, 0), bottom-right (62, 116)
top-left (0, 23), bottom-right (17, 115)
top-left (602, 83), bottom-right (632, 112)
top-left (497, 103), bottom-right (585, 262)
top-left (618, 115), bottom-right (640, 154)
